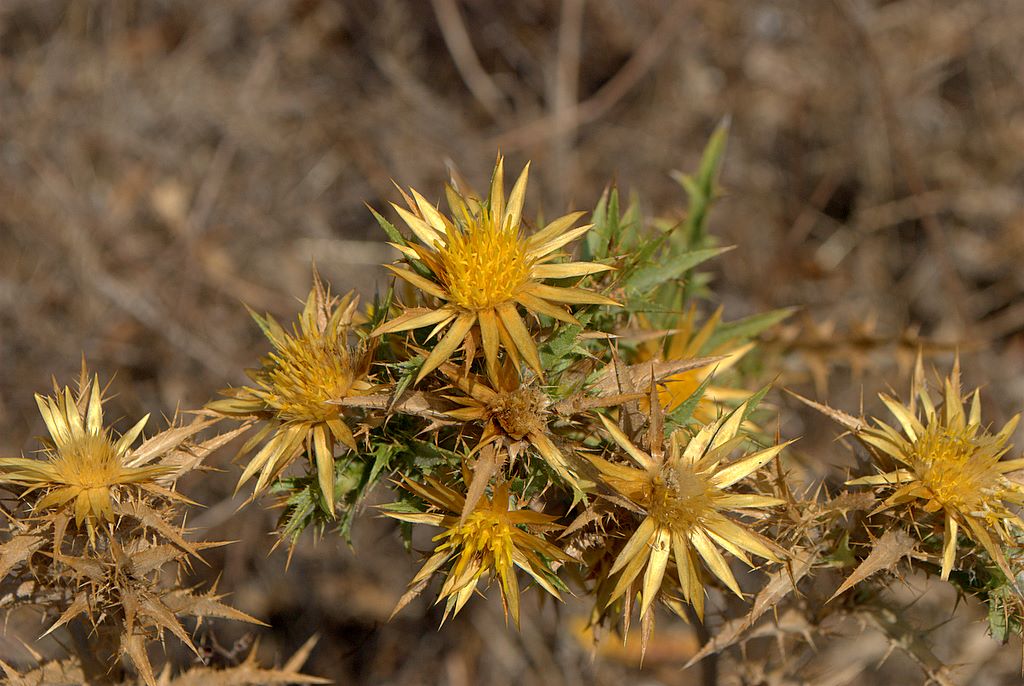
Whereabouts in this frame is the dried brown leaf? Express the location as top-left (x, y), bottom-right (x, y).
top-left (41, 593), bottom-right (89, 638)
top-left (124, 630), bottom-right (157, 686)
top-left (163, 589), bottom-right (267, 627)
top-left (828, 529), bottom-right (916, 602)
top-left (0, 535), bottom-right (44, 578)
top-left (786, 389), bottom-right (864, 431)
top-left (339, 389), bottom-right (454, 419)
top-left (127, 417), bottom-right (220, 469)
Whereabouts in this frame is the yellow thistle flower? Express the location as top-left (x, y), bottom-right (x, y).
top-left (635, 305), bottom-right (753, 422)
top-left (440, 360), bottom-right (578, 490)
top-left (590, 399), bottom-right (788, 621)
top-left (849, 360), bottom-right (1024, 580)
top-left (208, 275), bottom-right (373, 513)
top-left (0, 373), bottom-right (171, 537)
top-left (372, 156), bottom-right (617, 383)
top-left (384, 475), bottom-right (568, 627)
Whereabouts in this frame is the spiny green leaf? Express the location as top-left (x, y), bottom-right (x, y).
top-left (370, 206), bottom-right (432, 277)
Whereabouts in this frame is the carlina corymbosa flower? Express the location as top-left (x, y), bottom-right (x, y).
top-left (438, 359), bottom-right (579, 498)
top-left (382, 474), bottom-right (568, 627)
top-left (589, 395), bottom-right (789, 623)
top-left (371, 156), bottom-right (618, 384)
top-left (207, 271), bottom-right (374, 514)
top-left (848, 358), bottom-right (1024, 580)
top-left (0, 367), bottom-right (176, 544)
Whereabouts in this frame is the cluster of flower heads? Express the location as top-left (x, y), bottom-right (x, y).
top-left (6, 134), bottom-right (1024, 682)
top-left (199, 145), bottom-right (1024, 674)
top-left (200, 153), bottom-right (795, 647)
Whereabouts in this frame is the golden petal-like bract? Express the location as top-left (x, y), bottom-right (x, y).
top-left (634, 305), bottom-right (754, 422)
top-left (0, 370), bottom-right (174, 541)
top-left (590, 398), bottom-right (788, 623)
top-left (207, 273), bottom-right (374, 514)
top-left (849, 359), bottom-right (1024, 580)
top-left (372, 156), bottom-right (618, 383)
top-left (383, 476), bottom-right (567, 627)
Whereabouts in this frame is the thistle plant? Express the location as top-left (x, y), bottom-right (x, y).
top-left (0, 366), bottom-right (323, 684)
top-left (8, 124), bottom-right (1024, 684)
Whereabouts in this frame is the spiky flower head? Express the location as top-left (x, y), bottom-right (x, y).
top-left (372, 156), bottom-right (617, 383)
top-left (440, 359), bottom-right (579, 494)
top-left (634, 305), bottom-right (754, 422)
top-left (383, 475), bottom-right (568, 627)
top-left (0, 369), bottom-right (173, 540)
top-left (209, 273), bottom-right (374, 513)
top-left (589, 397), bottom-right (788, 623)
top-left (849, 359), bottom-right (1024, 580)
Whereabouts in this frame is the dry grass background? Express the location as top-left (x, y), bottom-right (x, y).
top-left (3, 0), bottom-right (1024, 683)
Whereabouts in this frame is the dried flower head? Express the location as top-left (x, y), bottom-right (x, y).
top-left (635, 305), bottom-right (754, 422)
top-left (372, 156), bottom-right (617, 383)
top-left (0, 371), bottom-right (174, 540)
top-left (590, 398), bottom-right (787, 622)
top-left (441, 360), bottom-right (578, 492)
top-left (209, 273), bottom-right (374, 513)
top-left (850, 359), bottom-right (1024, 579)
top-left (0, 364), bottom-right (259, 686)
top-left (383, 475), bottom-right (567, 627)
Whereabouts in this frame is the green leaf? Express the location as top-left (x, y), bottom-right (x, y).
top-left (388, 356), bottom-right (424, 411)
top-left (405, 439), bottom-right (462, 473)
top-left (540, 312), bottom-right (594, 373)
top-left (988, 586), bottom-right (1011, 643)
top-left (625, 245), bottom-right (732, 296)
top-left (741, 384), bottom-right (772, 423)
top-left (674, 117), bottom-right (730, 249)
top-left (367, 283), bottom-right (395, 332)
top-left (585, 187), bottom-right (617, 260)
top-left (366, 442), bottom-right (401, 490)
top-left (370, 206), bottom-right (407, 247)
top-left (705, 308), bottom-right (796, 352)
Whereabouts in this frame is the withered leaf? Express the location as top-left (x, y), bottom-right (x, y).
top-left (339, 390), bottom-right (454, 419)
top-left (163, 588), bottom-right (266, 626)
top-left (828, 529), bottom-right (916, 602)
top-left (0, 535), bottom-right (44, 578)
top-left (127, 417), bottom-right (220, 469)
top-left (787, 390), bottom-right (864, 431)
top-left (124, 630), bottom-right (157, 686)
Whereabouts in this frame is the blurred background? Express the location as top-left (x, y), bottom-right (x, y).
top-left (2, 0), bottom-right (1024, 683)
